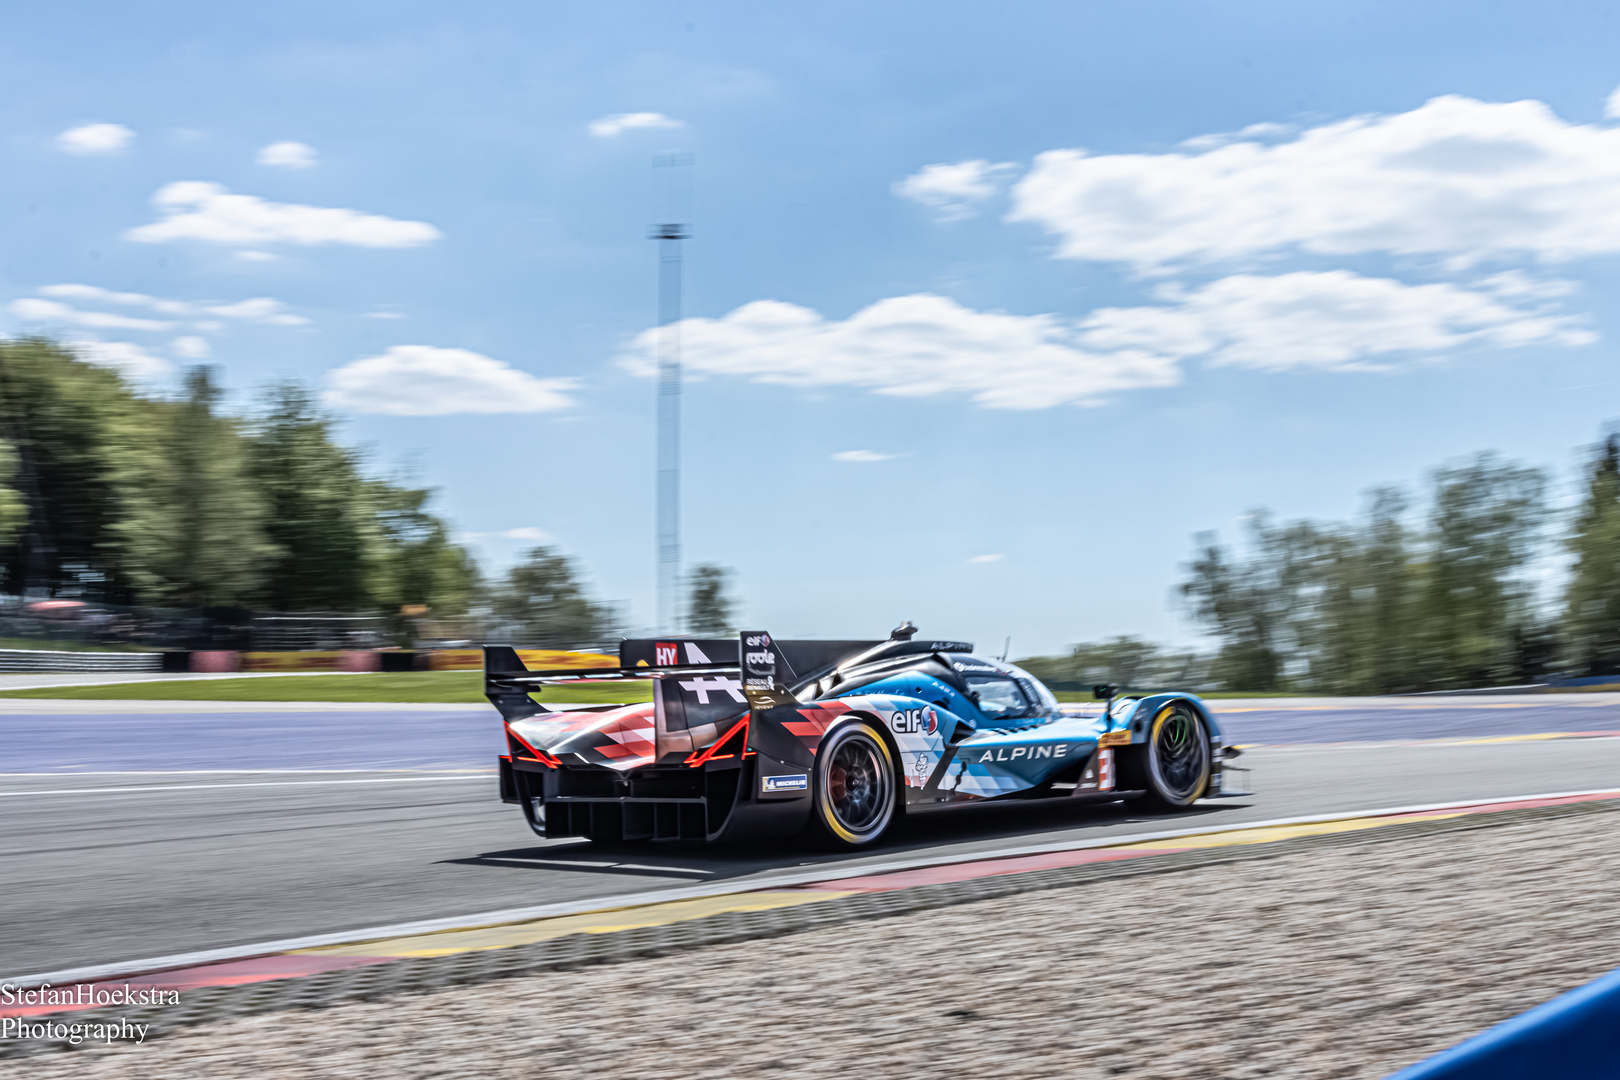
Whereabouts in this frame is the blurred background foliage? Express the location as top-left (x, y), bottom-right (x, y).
top-left (6, 335), bottom-right (1620, 684)
top-left (0, 337), bottom-right (737, 650)
top-left (0, 338), bottom-right (478, 626)
top-left (1024, 441), bottom-right (1620, 694)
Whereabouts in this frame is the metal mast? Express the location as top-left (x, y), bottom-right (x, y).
top-left (650, 154), bottom-right (691, 635)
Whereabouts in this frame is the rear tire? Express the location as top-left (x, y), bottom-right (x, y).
top-left (1126, 702), bottom-right (1212, 812)
top-left (805, 721), bottom-right (897, 848)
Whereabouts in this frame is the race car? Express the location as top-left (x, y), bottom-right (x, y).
top-left (487, 623), bottom-right (1248, 849)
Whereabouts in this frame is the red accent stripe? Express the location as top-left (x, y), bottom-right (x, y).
top-left (686, 715), bottom-right (750, 766)
top-left (505, 726), bottom-right (559, 767)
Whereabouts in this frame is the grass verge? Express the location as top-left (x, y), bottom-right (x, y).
top-left (0, 675), bottom-right (1364, 705)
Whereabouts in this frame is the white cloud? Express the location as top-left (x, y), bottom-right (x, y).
top-left (172, 336), bottom-right (211, 359)
top-left (588, 112), bottom-right (683, 138)
top-left (126, 182), bottom-right (442, 248)
top-left (619, 273), bottom-right (1590, 410)
top-left (364, 310), bottom-right (407, 319)
top-left (1181, 121), bottom-right (1297, 152)
top-left (56, 123), bottom-right (134, 155)
top-left (621, 293), bottom-right (1179, 409)
top-left (832, 450), bottom-right (896, 462)
top-left (970, 554), bottom-right (1004, 563)
top-left (235, 250), bottom-right (279, 263)
top-left (1474, 270), bottom-right (1580, 301)
top-left (894, 160), bottom-right (1017, 220)
top-left (69, 339), bottom-right (170, 380)
top-left (203, 298), bottom-right (309, 326)
top-left (1607, 85), bottom-right (1620, 120)
top-left (1008, 94), bottom-right (1620, 269)
top-left (9, 297), bottom-right (173, 331)
top-left (257, 141), bottom-right (318, 168)
top-left (465, 526), bottom-right (555, 542)
top-left (19, 285), bottom-right (310, 331)
top-left (1081, 271), bottom-right (1593, 373)
top-left (322, 345), bottom-right (577, 416)
top-left (39, 283), bottom-right (188, 315)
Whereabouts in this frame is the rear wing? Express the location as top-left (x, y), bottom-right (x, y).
top-left (481, 643), bottom-right (737, 722)
top-left (483, 626), bottom-right (973, 723)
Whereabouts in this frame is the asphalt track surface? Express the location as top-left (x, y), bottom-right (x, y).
top-left (4, 694), bottom-right (1620, 977)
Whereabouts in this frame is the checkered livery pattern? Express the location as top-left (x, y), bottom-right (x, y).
top-left (510, 704), bottom-right (657, 771)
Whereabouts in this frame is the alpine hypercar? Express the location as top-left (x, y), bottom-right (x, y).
top-left (488, 624), bottom-right (1248, 849)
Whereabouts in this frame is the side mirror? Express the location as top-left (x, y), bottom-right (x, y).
top-left (1092, 683), bottom-right (1118, 703)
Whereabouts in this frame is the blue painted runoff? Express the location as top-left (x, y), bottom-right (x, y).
top-left (1388, 965), bottom-right (1620, 1078)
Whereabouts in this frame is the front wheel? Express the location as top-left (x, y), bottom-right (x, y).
top-left (1125, 702), bottom-right (1211, 812)
top-left (805, 721), bottom-right (898, 848)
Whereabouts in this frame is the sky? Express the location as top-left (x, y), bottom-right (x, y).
top-left (5, 1), bottom-right (1620, 655)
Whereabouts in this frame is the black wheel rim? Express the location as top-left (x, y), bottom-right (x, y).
top-left (827, 734), bottom-right (888, 832)
top-left (1152, 706), bottom-right (1207, 800)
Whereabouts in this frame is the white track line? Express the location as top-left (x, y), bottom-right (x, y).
top-left (0, 770), bottom-right (495, 776)
top-left (8, 785), bottom-right (1617, 989)
top-left (0, 776), bottom-right (493, 797)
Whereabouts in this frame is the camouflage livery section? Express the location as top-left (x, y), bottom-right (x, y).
top-left (488, 624), bottom-right (1248, 849)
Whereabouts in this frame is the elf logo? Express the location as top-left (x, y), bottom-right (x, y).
top-left (892, 707), bottom-right (938, 735)
top-left (655, 643), bottom-right (678, 666)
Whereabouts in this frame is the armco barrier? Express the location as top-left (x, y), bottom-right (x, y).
top-left (1390, 965), bottom-right (1620, 1078)
top-left (0, 649), bottom-right (163, 673)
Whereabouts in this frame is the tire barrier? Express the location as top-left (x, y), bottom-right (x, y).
top-left (1388, 965), bottom-right (1620, 1079)
top-left (0, 649), bottom-right (163, 673)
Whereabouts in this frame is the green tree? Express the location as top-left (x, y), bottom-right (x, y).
top-left (0, 439), bottom-right (25, 553)
top-left (148, 367), bottom-right (272, 607)
top-left (0, 338), bottom-right (170, 600)
top-left (1422, 453), bottom-right (1545, 687)
top-left (1180, 513), bottom-right (1322, 691)
top-left (1296, 489), bottom-right (1424, 694)
top-left (1563, 433), bottom-right (1620, 675)
top-left (248, 383), bottom-right (376, 611)
top-left (367, 479), bottom-right (483, 618)
top-left (492, 546), bottom-right (615, 647)
top-left (686, 564), bottom-right (735, 636)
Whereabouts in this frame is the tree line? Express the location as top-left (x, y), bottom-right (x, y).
top-left (1025, 438), bottom-right (1620, 694)
top-left (0, 337), bottom-right (737, 648)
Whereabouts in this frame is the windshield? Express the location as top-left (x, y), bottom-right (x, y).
top-left (1001, 664), bottom-right (1060, 712)
top-left (965, 675), bottom-right (1035, 720)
